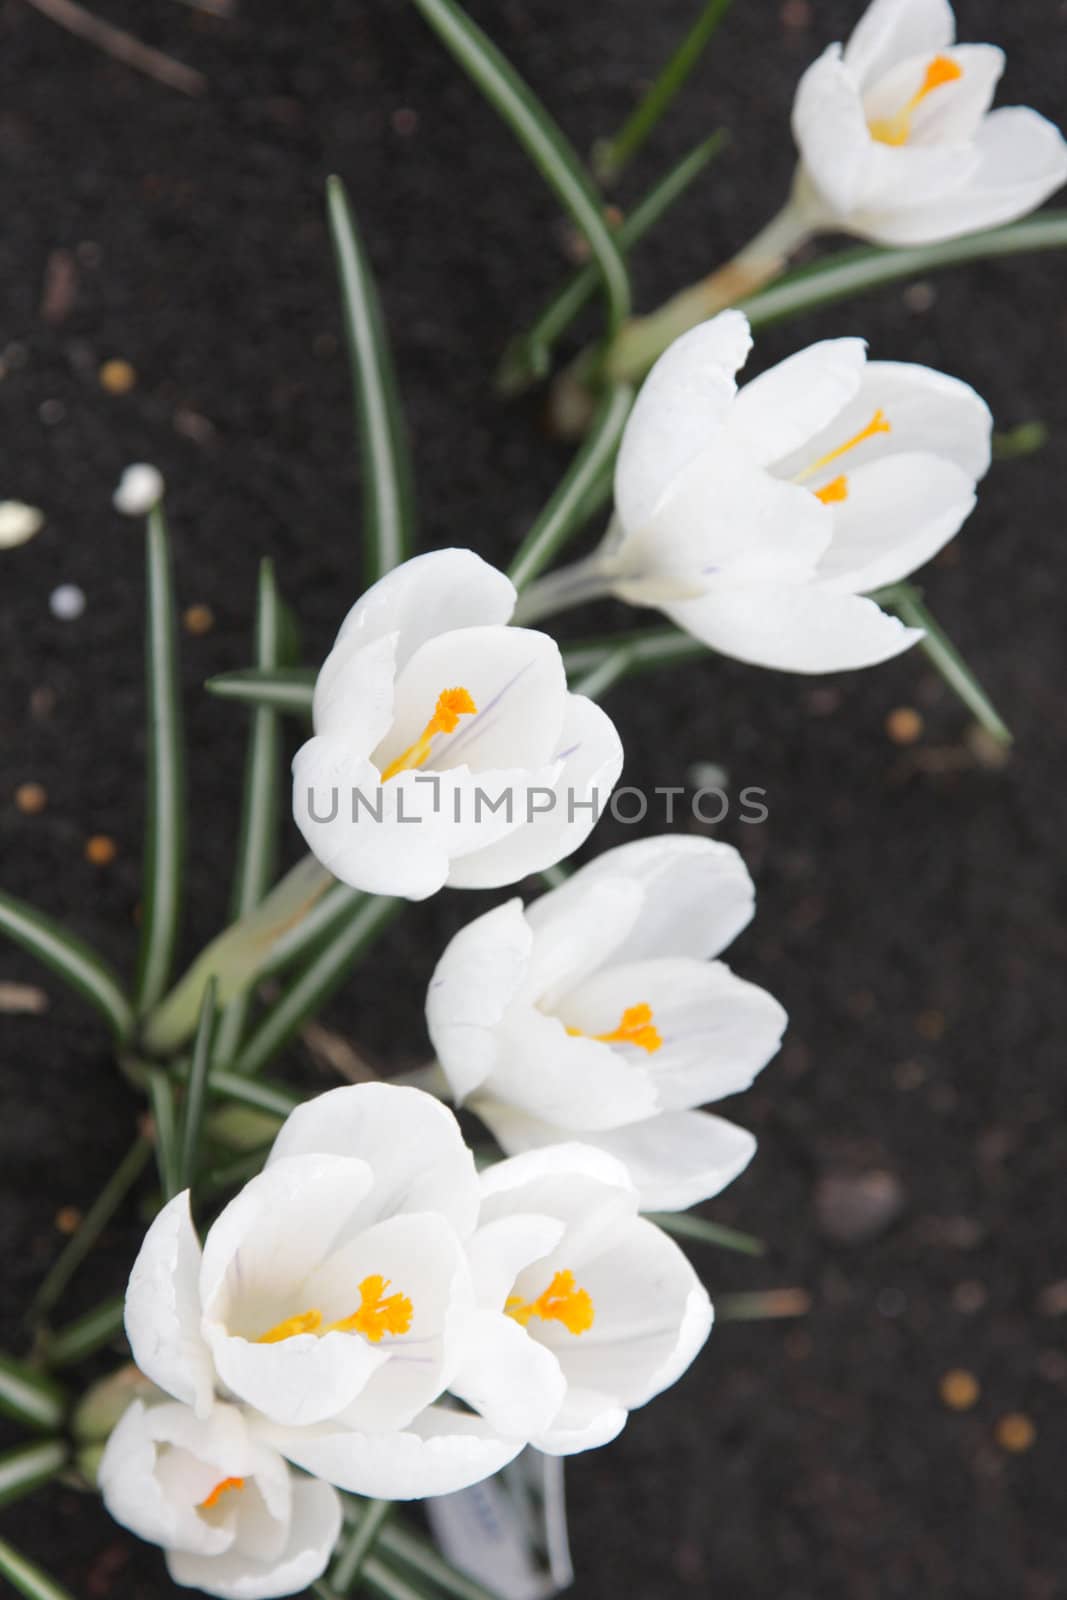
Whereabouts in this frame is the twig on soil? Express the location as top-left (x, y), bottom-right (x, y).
top-left (22, 0), bottom-right (206, 97)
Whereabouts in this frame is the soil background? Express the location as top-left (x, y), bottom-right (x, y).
top-left (1, 1), bottom-right (1066, 1597)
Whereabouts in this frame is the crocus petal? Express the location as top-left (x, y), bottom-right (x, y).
top-left (816, 452), bottom-right (977, 594)
top-left (267, 1083), bottom-right (481, 1239)
top-left (167, 1477), bottom-right (342, 1600)
top-left (729, 338), bottom-right (867, 467)
top-left (99, 1401), bottom-right (232, 1557)
top-left (663, 582), bottom-right (922, 673)
top-left (531, 1385), bottom-right (628, 1457)
top-left (843, 0), bottom-right (955, 87)
top-left (792, 46), bottom-right (876, 220)
top-left (206, 1319), bottom-right (389, 1432)
top-left (464, 1214), bottom-right (567, 1309)
top-left (565, 1111), bottom-right (758, 1212)
top-left (522, 876), bottom-right (644, 1006)
top-left (480, 1008), bottom-right (660, 1132)
top-left (864, 45), bottom-right (1003, 144)
top-left (450, 1308), bottom-right (568, 1438)
top-left (310, 630), bottom-right (396, 745)
top-left (332, 549), bottom-right (517, 673)
top-left (614, 313), bottom-right (753, 533)
top-left (445, 694), bottom-right (623, 890)
top-left (264, 1405), bottom-right (523, 1500)
top-left (426, 898), bottom-right (535, 1103)
top-left (124, 1192), bottom-right (215, 1417)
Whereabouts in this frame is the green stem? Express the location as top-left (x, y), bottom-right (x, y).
top-left (45, 1297), bottom-right (126, 1370)
top-left (880, 583), bottom-right (1012, 745)
top-left (512, 548), bottom-right (619, 625)
top-left (646, 1210), bottom-right (765, 1256)
top-left (331, 1499), bottom-right (392, 1592)
top-left (0, 1442), bottom-right (69, 1511)
top-left (30, 1136), bottom-right (152, 1320)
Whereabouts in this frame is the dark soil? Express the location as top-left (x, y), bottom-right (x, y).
top-left (1, 2), bottom-right (1066, 1597)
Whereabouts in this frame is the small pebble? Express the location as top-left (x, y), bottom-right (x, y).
top-left (904, 281), bottom-right (937, 312)
top-left (995, 1413), bottom-right (1036, 1453)
top-left (953, 1280), bottom-right (988, 1314)
top-left (940, 1369), bottom-right (980, 1411)
top-left (50, 584), bottom-right (86, 620)
top-left (39, 399), bottom-right (65, 426)
top-left (99, 358), bottom-right (137, 394)
top-left (183, 603), bottom-right (215, 636)
top-left (55, 1205), bottom-right (83, 1235)
top-left (85, 834), bottom-right (118, 866)
top-left (815, 1170), bottom-right (905, 1244)
top-left (894, 1060), bottom-right (926, 1091)
top-left (886, 706), bottom-right (924, 744)
top-left (15, 782), bottom-right (48, 815)
top-left (113, 463), bottom-right (164, 516)
top-left (0, 501), bottom-right (45, 549)
top-left (916, 1008), bottom-right (946, 1041)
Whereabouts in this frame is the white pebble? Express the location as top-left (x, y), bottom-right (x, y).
top-left (50, 584), bottom-right (86, 620)
top-left (0, 501), bottom-right (45, 549)
top-left (113, 463), bottom-right (164, 517)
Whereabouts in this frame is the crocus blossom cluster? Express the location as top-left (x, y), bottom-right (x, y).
top-left (791, 0), bottom-right (1067, 245)
top-left (103, 1085), bottom-right (710, 1594)
top-left (428, 835), bottom-right (786, 1211)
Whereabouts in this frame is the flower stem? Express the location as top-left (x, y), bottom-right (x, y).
top-left (511, 550), bottom-right (618, 626)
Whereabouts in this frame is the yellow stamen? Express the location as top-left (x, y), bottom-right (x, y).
top-left (506, 1269), bottom-right (595, 1335)
top-left (255, 1276), bottom-right (413, 1347)
top-left (566, 1001), bottom-right (662, 1054)
top-left (797, 408), bottom-right (891, 483)
top-left (199, 1476), bottom-right (245, 1510)
top-left (869, 54), bottom-right (963, 146)
top-left (814, 474), bottom-right (849, 505)
top-left (380, 688), bottom-right (477, 782)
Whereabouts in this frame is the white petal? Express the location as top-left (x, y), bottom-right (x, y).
top-left (465, 1213), bottom-right (567, 1309)
top-left (663, 582), bottom-right (922, 672)
top-left (532, 1385), bottom-right (628, 1457)
top-left (268, 1083), bottom-right (480, 1239)
top-left (450, 1308), bottom-right (567, 1438)
top-left (206, 1322), bottom-right (388, 1431)
top-left (730, 339), bottom-right (867, 468)
top-left (264, 1405), bottom-right (523, 1500)
top-left (863, 45), bottom-right (1002, 144)
top-left (124, 1192), bottom-right (215, 1416)
top-left (614, 313), bottom-right (752, 533)
top-left (446, 694), bottom-right (623, 890)
top-left (792, 46), bottom-right (876, 220)
top-left (477, 1145), bottom-right (638, 1271)
top-left (311, 630), bottom-right (396, 745)
top-left (522, 875), bottom-right (644, 1005)
top-left (567, 1111), bottom-right (758, 1212)
top-left (98, 1401), bottom-right (229, 1556)
top-left (843, 0), bottom-right (955, 87)
top-left (427, 899), bottom-right (534, 1103)
top-left (167, 1476), bottom-right (342, 1600)
top-left (479, 1008), bottom-right (659, 1133)
top-left (816, 452), bottom-right (977, 593)
top-left (332, 549), bottom-right (516, 673)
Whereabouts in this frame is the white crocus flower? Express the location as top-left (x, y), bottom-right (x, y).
top-left (293, 548), bottom-right (623, 900)
top-left (523, 310), bottom-right (991, 673)
top-left (791, 0), bottom-right (1067, 245)
top-left (467, 1145), bottom-right (714, 1454)
top-left (123, 1085), bottom-right (562, 1500)
top-left (98, 1399), bottom-right (341, 1600)
top-left (428, 835), bottom-right (786, 1211)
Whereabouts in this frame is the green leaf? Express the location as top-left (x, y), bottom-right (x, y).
top-left (562, 626), bottom-right (707, 682)
top-left (135, 502), bottom-right (187, 1015)
top-left (206, 667), bottom-right (315, 716)
top-left (214, 562), bottom-right (289, 1067)
top-left (0, 1536), bottom-right (77, 1600)
top-left (44, 1297), bottom-right (126, 1370)
top-left (592, 0), bottom-right (733, 183)
top-left (508, 384), bottom-right (634, 590)
top-left (331, 1499), bottom-right (392, 1593)
top-left (147, 1068), bottom-right (180, 1201)
top-left (204, 1072), bottom-right (301, 1119)
top-left (176, 980), bottom-right (218, 1195)
top-left (877, 583), bottom-right (1012, 745)
top-left (31, 1136), bottom-right (152, 1320)
top-left (0, 1442), bottom-right (69, 1512)
top-left (410, 0), bottom-right (630, 333)
top-left (499, 131), bottom-right (727, 394)
top-left (327, 175), bottom-right (417, 583)
top-left (232, 895), bottom-right (400, 1078)
top-left (342, 1498), bottom-right (502, 1600)
top-left (743, 210), bottom-right (1067, 330)
top-left (0, 890), bottom-right (132, 1040)
top-left (0, 1357), bottom-right (66, 1434)
top-left (645, 1210), bottom-right (766, 1256)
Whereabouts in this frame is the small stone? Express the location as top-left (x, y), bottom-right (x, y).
top-left (994, 1413), bottom-right (1036, 1453)
top-left (39, 399), bottom-right (65, 425)
top-left (886, 706), bottom-right (924, 745)
top-left (85, 834), bottom-right (118, 866)
top-left (391, 106), bottom-right (419, 136)
top-left (940, 1369), bottom-right (980, 1410)
top-left (0, 501), bottom-right (45, 549)
top-left (15, 782), bottom-right (48, 815)
top-left (894, 1060), bottom-right (926, 1091)
top-left (113, 463), bottom-right (164, 516)
top-left (1036, 1281), bottom-right (1067, 1317)
top-left (55, 1205), bottom-right (83, 1235)
top-left (183, 603), bottom-right (215, 636)
top-left (916, 1008), bottom-right (946, 1041)
top-left (50, 584), bottom-right (86, 620)
top-left (815, 1170), bottom-right (905, 1243)
top-left (100, 358), bottom-right (138, 394)
top-left (953, 1280), bottom-right (988, 1314)
top-left (904, 281), bottom-right (936, 312)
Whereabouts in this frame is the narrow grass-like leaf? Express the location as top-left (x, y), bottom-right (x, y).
top-left (508, 384), bottom-right (633, 589)
top-left (571, 641), bottom-right (639, 701)
top-left (135, 502), bottom-right (186, 1015)
top-left (232, 895), bottom-right (400, 1078)
top-left (646, 1210), bottom-right (765, 1256)
top-left (0, 1357), bottom-right (66, 1434)
top-left (331, 1499), bottom-right (392, 1593)
top-left (592, 0), bottom-right (733, 183)
top-left (327, 175), bottom-right (416, 582)
top-left (205, 1070), bottom-right (301, 1118)
top-left (46, 1297), bottom-right (126, 1370)
top-left (342, 1498), bottom-right (501, 1600)
top-left (0, 1536), bottom-right (77, 1600)
top-left (147, 1068), bottom-right (180, 1201)
top-left (410, 0), bottom-right (630, 333)
top-left (199, 1147), bottom-right (273, 1201)
top-left (562, 626), bottom-right (707, 681)
top-left (743, 210), bottom-right (1067, 330)
top-left (0, 1442), bottom-right (69, 1511)
top-left (499, 132), bottom-right (727, 393)
top-left (176, 980), bottom-right (218, 1195)
top-left (214, 562), bottom-right (288, 1066)
top-left (206, 667), bottom-right (315, 716)
top-left (0, 891), bottom-right (132, 1039)
top-left (717, 1288), bottom-right (811, 1321)
top-left (31, 1136), bottom-right (152, 1320)
top-left (878, 583), bottom-right (1012, 745)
